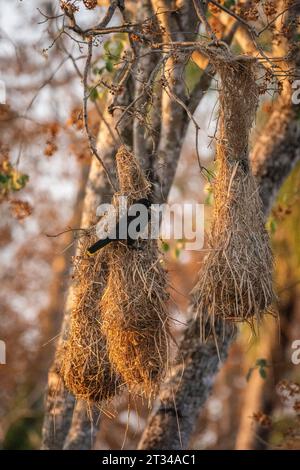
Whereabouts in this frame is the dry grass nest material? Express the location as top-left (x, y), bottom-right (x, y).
top-left (193, 58), bottom-right (275, 335)
top-left (61, 234), bottom-right (121, 404)
top-left (101, 240), bottom-right (170, 398)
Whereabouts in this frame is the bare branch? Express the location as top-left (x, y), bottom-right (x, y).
top-left (192, 0), bottom-right (217, 42)
top-left (151, 0), bottom-right (198, 202)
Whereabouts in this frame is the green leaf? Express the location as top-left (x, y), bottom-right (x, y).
top-left (20, 174), bottom-right (29, 185)
top-left (105, 59), bottom-right (113, 72)
top-left (246, 367), bottom-right (254, 382)
top-left (110, 40), bottom-right (124, 59)
top-left (161, 241), bottom-right (170, 252)
top-left (0, 173), bottom-right (9, 184)
top-left (89, 87), bottom-right (99, 102)
top-left (104, 39), bottom-right (124, 61)
top-left (256, 358), bottom-right (268, 368)
top-left (269, 218), bottom-right (277, 234)
top-left (174, 247), bottom-right (181, 259)
top-left (13, 174), bottom-right (29, 191)
top-left (185, 59), bottom-right (202, 92)
top-left (224, 0), bottom-right (236, 7)
top-left (259, 367), bottom-right (267, 380)
top-left (206, 169), bottom-right (215, 183)
top-left (205, 190), bottom-right (213, 206)
top-left (103, 40), bottom-right (111, 53)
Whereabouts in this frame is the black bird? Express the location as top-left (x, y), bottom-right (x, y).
top-left (87, 198), bottom-right (151, 256)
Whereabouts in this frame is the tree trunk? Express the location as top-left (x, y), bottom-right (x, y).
top-left (235, 318), bottom-right (278, 450)
top-left (63, 401), bottom-right (99, 450)
top-left (138, 320), bottom-right (235, 449)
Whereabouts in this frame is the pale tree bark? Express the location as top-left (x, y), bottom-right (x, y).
top-left (252, 88), bottom-right (300, 215)
top-left (151, 0), bottom-right (198, 202)
top-left (40, 165), bottom-right (91, 450)
top-left (63, 401), bottom-right (100, 450)
top-left (138, 319), bottom-right (235, 449)
top-left (30, 162), bottom-right (89, 404)
top-left (235, 11), bottom-right (300, 448)
top-left (235, 318), bottom-right (278, 450)
top-left (132, 0), bottom-right (158, 170)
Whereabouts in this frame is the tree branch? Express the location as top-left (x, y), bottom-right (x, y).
top-left (192, 0), bottom-right (216, 42)
top-left (151, 0), bottom-right (198, 202)
top-left (63, 401), bottom-right (100, 450)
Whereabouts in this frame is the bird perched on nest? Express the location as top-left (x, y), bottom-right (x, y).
top-left (87, 197), bottom-right (151, 256)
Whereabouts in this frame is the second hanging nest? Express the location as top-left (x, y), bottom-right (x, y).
top-left (100, 146), bottom-right (170, 398)
top-left (60, 235), bottom-right (121, 404)
top-left (193, 55), bottom-right (275, 335)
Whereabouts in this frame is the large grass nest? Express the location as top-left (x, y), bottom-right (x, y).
top-left (192, 57), bottom-right (275, 336)
top-left (60, 234), bottom-right (121, 404)
top-left (101, 241), bottom-right (170, 398)
top-left (100, 146), bottom-right (170, 398)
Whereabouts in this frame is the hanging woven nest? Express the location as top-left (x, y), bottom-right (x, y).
top-left (60, 234), bottom-right (121, 404)
top-left (192, 56), bottom-right (275, 336)
top-left (100, 146), bottom-right (170, 398)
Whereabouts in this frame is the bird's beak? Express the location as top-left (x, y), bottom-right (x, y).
top-left (86, 249), bottom-right (95, 257)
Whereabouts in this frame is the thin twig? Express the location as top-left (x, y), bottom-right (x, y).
top-left (192, 0), bottom-right (217, 42)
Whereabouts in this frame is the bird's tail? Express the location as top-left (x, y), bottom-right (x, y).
top-left (86, 237), bottom-right (112, 256)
